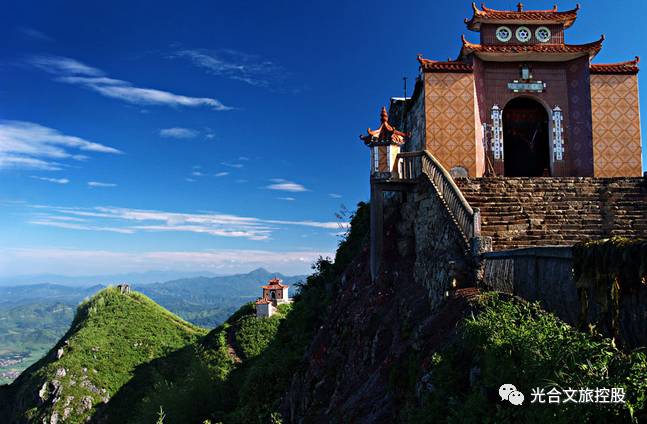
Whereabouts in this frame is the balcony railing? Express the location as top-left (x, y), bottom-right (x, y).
top-left (396, 151), bottom-right (480, 243)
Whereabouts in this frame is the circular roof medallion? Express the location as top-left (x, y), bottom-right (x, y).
top-left (496, 26), bottom-right (512, 42)
top-left (516, 26), bottom-right (532, 43)
top-left (535, 26), bottom-right (551, 43)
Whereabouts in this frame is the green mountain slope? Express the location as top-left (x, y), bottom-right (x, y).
top-left (0, 287), bottom-right (206, 424)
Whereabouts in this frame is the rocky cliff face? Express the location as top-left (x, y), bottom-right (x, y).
top-left (283, 198), bottom-right (478, 423)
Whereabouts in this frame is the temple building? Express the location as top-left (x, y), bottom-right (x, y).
top-left (381, 2), bottom-right (641, 178)
top-left (255, 277), bottom-right (290, 318)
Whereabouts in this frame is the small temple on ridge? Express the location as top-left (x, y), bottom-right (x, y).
top-left (255, 277), bottom-right (291, 318)
top-left (362, 2), bottom-right (641, 178)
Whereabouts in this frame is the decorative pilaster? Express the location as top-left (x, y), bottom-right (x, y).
top-left (552, 106), bottom-right (565, 161)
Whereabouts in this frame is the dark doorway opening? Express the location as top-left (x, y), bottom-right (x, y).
top-left (503, 97), bottom-right (550, 177)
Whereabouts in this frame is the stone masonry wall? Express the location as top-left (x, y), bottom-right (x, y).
top-left (395, 178), bottom-right (472, 311)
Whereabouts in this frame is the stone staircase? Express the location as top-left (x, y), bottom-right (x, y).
top-left (455, 177), bottom-right (647, 251)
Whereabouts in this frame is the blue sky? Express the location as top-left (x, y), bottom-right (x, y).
top-left (1, 0), bottom-right (646, 277)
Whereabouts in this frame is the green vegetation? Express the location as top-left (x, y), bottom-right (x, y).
top-left (403, 293), bottom-right (647, 423)
top-left (2, 287), bottom-right (205, 424)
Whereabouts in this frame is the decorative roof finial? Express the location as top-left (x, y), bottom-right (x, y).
top-left (380, 106), bottom-right (388, 123)
top-left (517, 2), bottom-right (523, 12)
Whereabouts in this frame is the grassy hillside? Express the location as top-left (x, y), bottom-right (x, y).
top-left (403, 293), bottom-right (647, 423)
top-left (0, 287), bottom-right (206, 424)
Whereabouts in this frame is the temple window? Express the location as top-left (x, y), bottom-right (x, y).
top-left (535, 26), bottom-right (551, 43)
top-left (515, 26), bottom-right (532, 43)
top-left (496, 26), bottom-right (512, 42)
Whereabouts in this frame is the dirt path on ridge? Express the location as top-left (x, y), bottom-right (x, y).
top-left (225, 324), bottom-right (242, 364)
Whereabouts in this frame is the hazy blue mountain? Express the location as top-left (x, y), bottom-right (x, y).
top-left (0, 270), bottom-right (224, 287)
top-left (0, 268), bottom-right (305, 383)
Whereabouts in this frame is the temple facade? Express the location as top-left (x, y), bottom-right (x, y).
top-left (384, 3), bottom-right (641, 178)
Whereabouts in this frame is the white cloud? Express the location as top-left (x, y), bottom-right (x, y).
top-left (159, 127), bottom-right (199, 139)
top-left (329, 193), bottom-right (342, 199)
top-left (18, 27), bottom-right (54, 42)
top-left (215, 172), bottom-right (229, 177)
top-left (191, 171), bottom-right (205, 177)
top-left (238, 156), bottom-right (249, 161)
top-left (185, 177), bottom-right (196, 183)
top-left (170, 49), bottom-right (285, 88)
top-left (221, 161), bottom-right (243, 169)
top-left (27, 55), bottom-right (232, 111)
top-left (24, 204), bottom-right (348, 241)
top-left (31, 176), bottom-right (69, 184)
top-left (88, 181), bottom-right (116, 187)
top-left (0, 120), bottom-right (121, 171)
top-left (266, 178), bottom-right (308, 192)
top-left (0, 247), bottom-right (328, 276)
top-left (29, 219), bottom-right (134, 234)
top-left (278, 197), bottom-right (295, 201)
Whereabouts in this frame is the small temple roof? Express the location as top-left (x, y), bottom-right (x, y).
top-left (590, 57), bottom-right (640, 75)
top-left (359, 107), bottom-right (407, 146)
top-left (460, 33), bottom-right (603, 61)
top-left (255, 298), bottom-right (271, 305)
top-left (261, 277), bottom-right (288, 290)
top-left (465, 2), bottom-right (580, 31)
top-left (417, 56), bottom-right (473, 73)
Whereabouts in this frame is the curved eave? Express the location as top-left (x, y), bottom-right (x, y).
top-left (590, 57), bottom-right (640, 75)
top-left (465, 2), bottom-right (580, 32)
top-left (418, 57), bottom-right (473, 73)
top-left (460, 34), bottom-right (604, 62)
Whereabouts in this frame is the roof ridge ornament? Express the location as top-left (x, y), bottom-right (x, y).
top-left (360, 106), bottom-right (408, 146)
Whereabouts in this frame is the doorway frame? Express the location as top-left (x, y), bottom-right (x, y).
top-left (501, 95), bottom-right (556, 176)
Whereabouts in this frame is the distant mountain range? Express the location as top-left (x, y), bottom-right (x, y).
top-left (0, 270), bottom-right (227, 287)
top-left (0, 268), bottom-right (305, 384)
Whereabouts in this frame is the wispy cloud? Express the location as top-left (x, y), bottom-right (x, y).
top-left (215, 172), bottom-right (229, 177)
top-left (88, 181), bottom-right (116, 188)
top-left (278, 197), bottom-right (296, 201)
top-left (0, 247), bottom-right (328, 276)
top-left (170, 48), bottom-right (285, 88)
top-left (25, 204), bottom-right (348, 241)
top-left (159, 127), bottom-right (199, 139)
top-left (31, 176), bottom-right (69, 184)
top-left (27, 54), bottom-right (232, 111)
top-left (329, 193), bottom-right (342, 199)
top-left (0, 120), bottom-right (121, 171)
top-left (266, 178), bottom-right (308, 193)
top-left (221, 161), bottom-right (244, 169)
top-left (18, 27), bottom-right (54, 42)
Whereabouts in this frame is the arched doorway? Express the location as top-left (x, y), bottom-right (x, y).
top-left (503, 97), bottom-right (550, 177)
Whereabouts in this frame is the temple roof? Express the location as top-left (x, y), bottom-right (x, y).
top-left (590, 57), bottom-right (640, 75)
top-left (255, 298), bottom-right (271, 305)
top-left (417, 57), bottom-right (473, 73)
top-left (465, 2), bottom-right (580, 31)
top-left (360, 107), bottom-right (407, 146)
top-left (261, 277), bottom-right (288, 290)
top-left (460, 34), bottom-right (603, 61)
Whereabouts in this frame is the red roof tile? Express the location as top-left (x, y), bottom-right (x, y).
top-left (417, 57), bottom-right (473, 73)
top-left (360, 107), bottom-right (408, 146)
top-left (465, 2), bottom-right (580, 31)
top-left (590, 57), bottom-right (640, 75)
top-left (460, 34), bottom-right (603, 59)
top-left (255, 298), bottom-right (271, 305)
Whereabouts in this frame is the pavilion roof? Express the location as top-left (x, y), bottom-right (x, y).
top-left (255, 298), bottom-right (272, 305)
top-left (459, 34), bottom-right (603, 61)
top-left (465, 2), bottom-right (580, 31)
top-left (360, 107), bottom-right (407, 146)
top-left (590, 57), bottom-right (640, 75)
top-left (261, 277), bottom-right (288, 290)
